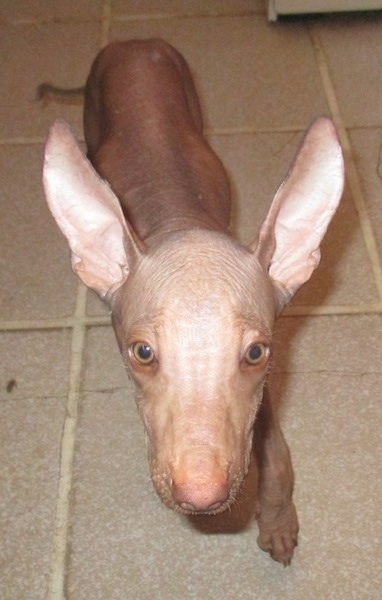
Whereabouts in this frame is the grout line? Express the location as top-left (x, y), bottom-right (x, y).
top-left (205, 125), bottom-right (306, 136)
top-left (309, 25), bottom-right (382, 302)
top-left (3, 17), bottom-right (96, 26)
top-left (3, 8), bottom-right (264, 27)
top-left (282, 302), bottom-right (382, 317)
top-left (99, 0), bottom-right (112, 48)
top-left (0, 136), bottom-right (46, 145)
top-left (47, 284), bottom-right (88, 600)
top-left (0, 314), bottom-right (111, 332)
top-left (112, 10), bottom-right (262, 22)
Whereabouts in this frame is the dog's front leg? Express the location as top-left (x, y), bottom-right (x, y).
top-left (254, 387), bottom-right (299, 565)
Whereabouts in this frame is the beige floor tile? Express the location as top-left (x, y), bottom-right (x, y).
top-left (0, 329), bottom-right (71, 399)
top-left (0, 145), bottom-right (77, 321)
top-left (349, 127), bottom-right (382, 261)
top-left (275, 372), bottom-right (382, 600)
top-left (210, 133), bottom-right (378, 307)
top-left (0, 0), bottom-right (102, 22)
top-left (0, 397), bottom-right (65, 600)
top-left (83, 326), bottom-right (128, 391)
top-left (112, 0), bottom-right (266, 16)
top-left (315, 14), bottom-right (382, 127)
top-left (271, 313), bottom-right (382, 375)
top-left (0, 23), bottom-right (99, 139)
top-left (111, 15), bottom-right (329, 130)
top-left (87, 290), bottom-right (111, 317)
top-left (211, 131), bottom-right (305, 234)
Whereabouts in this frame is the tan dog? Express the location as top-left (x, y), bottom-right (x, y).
top-left (42, 39), bottom-right (344, 565)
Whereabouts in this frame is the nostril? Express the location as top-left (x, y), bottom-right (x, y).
top-left (178, 501), bottom-right (197, 512)
top-left (206, 499), bottom-right (226, 512)
top-left (171, 480), bottom-right (230, 513)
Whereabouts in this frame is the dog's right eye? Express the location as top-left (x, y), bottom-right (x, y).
top-left (131, 342), bottom-right (155, 365)
top-left (244, 343), bottom-right (269, 365)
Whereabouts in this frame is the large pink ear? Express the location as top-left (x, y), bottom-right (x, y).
top-left (43, 120), bottom-right (143, 300)
top-left (251, 117), bottom-right (344, 310)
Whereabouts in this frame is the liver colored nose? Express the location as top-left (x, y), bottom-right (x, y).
top-left (171, 480), bottom-right (230, 512)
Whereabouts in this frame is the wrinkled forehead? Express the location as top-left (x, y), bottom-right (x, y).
top-left (119, 231), bottom-right (277, 328)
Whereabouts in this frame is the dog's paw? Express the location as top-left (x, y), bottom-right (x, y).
top-left (256, 502), bottom-right (299, 566)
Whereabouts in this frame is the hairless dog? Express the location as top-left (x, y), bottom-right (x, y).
top-left (42, 39), bottom-right (344, 565)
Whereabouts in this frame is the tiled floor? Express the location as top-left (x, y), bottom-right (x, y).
top-left (1, 2), bottom-right (382, 599)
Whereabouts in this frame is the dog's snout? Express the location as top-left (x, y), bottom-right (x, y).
top-left (171, 478), bottom-right (230, 513)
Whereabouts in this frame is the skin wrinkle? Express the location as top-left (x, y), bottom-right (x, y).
top-left (115, 232), bottom-right (277, 324)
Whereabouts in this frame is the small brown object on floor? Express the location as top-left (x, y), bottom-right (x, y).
top-left (6, 379), bottom-right (17, 393)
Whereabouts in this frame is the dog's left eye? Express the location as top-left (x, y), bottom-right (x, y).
top-left (244, 343), bottom-right (269, 365)
top-left (131, 342), bottom-right (155, 365)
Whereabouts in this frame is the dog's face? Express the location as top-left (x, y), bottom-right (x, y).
top-left (111, 230), bottom-right (277, 513)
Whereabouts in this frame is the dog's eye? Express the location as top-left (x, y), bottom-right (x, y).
top-left (244, 343), bottom-right (268, 365)
top-left (132, 342), bottom-right (155, 365)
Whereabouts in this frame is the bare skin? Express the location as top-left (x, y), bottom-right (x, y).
top-left (254, 388), bottom-right (298, 564)
top-left (42, 39), bottom-right (344, 565)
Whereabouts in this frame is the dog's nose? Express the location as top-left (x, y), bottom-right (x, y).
top-left (171, 479), bottom-right (229, 513)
